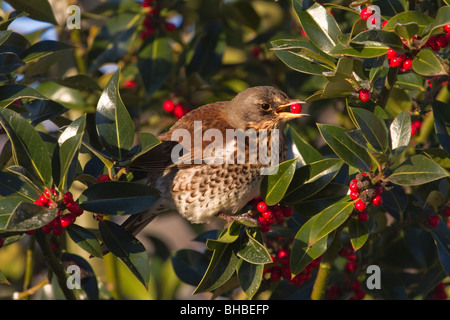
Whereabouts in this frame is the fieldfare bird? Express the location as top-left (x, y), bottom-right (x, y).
top-left (121, 86), bottom-right (307, 235)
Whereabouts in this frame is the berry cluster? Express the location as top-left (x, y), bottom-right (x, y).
top-left (34, 189), bottom-right (84, 235)
top-left (326, 245), bottom-right (366, 300)
top-left (140, 0), bottom-right (176, 41)
top-left (428, 282), bottom-right (448, 300)
top-left (426, 205), bottom-right (450, 228)
top-left (349, 172), bottom-right (386, 222)
top-left (386, 48), bottom-right (413, 71)
top-left (162, 99), bottom-right (190, 119)
top-left (253, 199), bottom-right (293, 233)
top-left (262, 237), bottom-right (321, 287)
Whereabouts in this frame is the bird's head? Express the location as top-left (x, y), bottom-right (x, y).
top-left (228, 86), bottom-right (308, 130)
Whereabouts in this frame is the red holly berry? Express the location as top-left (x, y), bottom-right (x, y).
top-left (44, 189), bottom-right (57, 198)
top-left (123, 80), bottom-right (137, 89)
top-left (427, 214), bottom-right (440, 227)
top-left (165, 22), bottom-right (176, 32)
top-left (60, 214), bottom-right (76, 228)
top-left (382, 20), bottom-right (388, 28)
top-left (75, 207), bottom-right (84, 217)
top-left (402, 58), bottom-right (413, 71)
top-left (290, 103), bottom-right (302, 114)
top-left (67, 202), bottom-right (79, 214)
top-left (256, 202), bottom-right (268, 213)
top-left (345, 261), bottom-right (358, 273)
top-left (41, 224), bottom-right (52, 234)
top-left (445, 24), bottom-right (450, 33)
top-left (63, 192), bottom-right (73, 204)
top-left (436, 35), bottom-right (448, 48)
top-left (173, 104), bottom-right (185, 119)
top-left (387, 48), bottom-right (397, 59)
top-left (97, 174), bottom-right (110, 182)
top-left (349, 181), bottom-right (359, 192)
top-left (350, 191), bottom-right (359, 200)
top-left (354, 199), bottom-right (367, 212)
top-left (372, 195), bottom-right (383, 206)
top-left (389, 57), bottom-right (402, 68)
top-left (163, 100), bottom-right (175, 113)
top-left (34, 200), bottom-right (46, 206)
top-left (262, 210), bottom-right (273, 220)
top-left (358, 211), bottom-right (369, 222)
top-left (358, 89), bottom-right (370, 102)
top-left (442, 206), bottom-right (450, 217)
top-left (282, 206), bottom-right (293, 217)
top-left (360, 8), bottom-right (372, 21)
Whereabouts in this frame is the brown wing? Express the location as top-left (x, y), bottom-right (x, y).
top-left (129, 101), bottom-right (232, 173)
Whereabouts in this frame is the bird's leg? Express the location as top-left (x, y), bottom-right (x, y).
top-left (216, 211), bottom-right (259, 228)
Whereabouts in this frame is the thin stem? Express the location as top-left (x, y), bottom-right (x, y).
top-left (35, 230), bottom-right (78, 300)
top-left (310, 222), bottom-right (348, 300)
top-left (22, 234), bottom-right (36, 300)
top-left (377, 67), bottom-right (398, 109)
top-left (15, 277), bottom-right (49, 300)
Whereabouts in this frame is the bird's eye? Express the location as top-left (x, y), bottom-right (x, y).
top-left (260, 103), bottom-right (271, 110)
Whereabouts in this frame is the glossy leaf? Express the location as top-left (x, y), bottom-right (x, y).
top-left (432, 101), bottom-right (450, 154)
top-left (283, 158), bottom-right (344, 204)
top-left (237, 229), bottom-right (271, 264)
top-left (309, 199), bottom-right (354, 245)
top-left (194, 240), bottom-right (240, 294)
top-left (96, 69), bottom-right (134, 160)
top-left (287, 124), bottom-right (323, 164)
top-left (0, 196), bottom-right (24, 229)
top-left (171, 249), bottom-right (209, 287)
top-left (0, 107), bottom-right (52, 185)
top-left (291, 214), bottom-right (331, 275)
top-left (260, 158), bottom-right (297, 206)
top-left (348, 219), bottom-right (369, 251)
top-left (20, 40), bottom-right (73, 63)
top-left (412, 49), bottom-right (448, 76)
top-left (67, 224), bottom-right (103, 258)
top-left (351, 29), bottom-right (404, 53)
top-left (58, 133), bottom-right (83, 191)
top-left (99, 220), bottom-right (150, 286)
top-left (383, 11), bottom-right (432, 33)
top-left (271, 39), bottom-right (336, 75)
top-left (6, 0), bottom-right (58, 24)
top-left (236, 260), bottom-right (263, 299)
top-left (0, 52), bottom-right (25, 74)
top-left (390, 111), bottom-right (411, 155)
top-left (317, 124), bottom-right (371, 172)
top-left (430, 222), bottom-right (450, 276)
top-left (0, 171), bottom-right (40, 202)
top-left (78, 181), bottom-right (160, 215)
top-left (4, 202), bottom-right (58, 232)
top-left (349, 107), bottom-right (388, 153)
top-left (388, 155), bottom-right (449, 186)
top-left (293, 1), bottom-right (342, 54)
top-left (130, 132), bottom-right (161, 163)
top-left (421, 6), bottom-right (450, 41)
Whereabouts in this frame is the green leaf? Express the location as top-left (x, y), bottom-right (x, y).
top-left (383, 11), bottom-right (433, 35)
top-left (271, 39), bottom-right (336, 75)
top-left (351, 29), bottom-right (404, 53)
top-left (6, 0), bottom-right (58, 24)
top-left (0, 171), bottom-right (40, 202)
top-left (0, 196), bottom-right (24, 229)
top-left (412, 49), bottom-right (448, 77)
top-left (309, 199), bottom-right (354, 246)
top-left (96, 69), bottom-right (134, 160)
top-left (58, 115), bottom-right (86, 146)
top-left (394, 22), bottom-right (419, 43)
top-left (58, 133), bottom-right (83, 191)
top-left (0, 52), bottom-right (25, 74)
top-left (4, 202), bottom-right (58, 232)
top-left (0, 84), bottom-right (48, 102)
top-left (0, 30), bottom-right (12, 46)
top-left (237, 229), bottom-right (272, 264)
top-left (348, 219), bottom-right (369, 251)
top-left (390, 111), bottom-right (411, 155)
top-left (349, 107), bottom-right (389, 153)
top-left (82, 142), bottom-right (115, 169)
top-left (396, 72), bottom-right (426, 91)
top-left (430, 222), bottom-right (450, 276)
top-left (194, 240), bottom-right (240, 294)
top-left (287, 124), bottom-right (323, 164)
top-left (421, 6), bottom-right (450, 41)
top-left (291, 214), bottom-right (331, 275)
top-left (329, 42), bottom-right (391, 58)
top-left (0, 108), bottom-right (52, 185)
top-left (66, 224), bottom-right (103, 258)
top-left (317, 124), bottom-right (372, 172)
top-left (236, 260), bottom-right (263, 300)
top-left (260, 158), bottom-right (297, 206)
top-left (20, 40), bottom-right (73, 63)
top-left (293, 1), bottom-right (343, 54)
top-left (283, 158), bottom-right (344, 204)
top-left (99, 220), bottom-right (150, 286)
top-left (432, 101), bottom-right (450, 154)
top-left (388, 155), bottom-right (449, 186)
top-left (138, 37), bottom-right (173, 96)
top-left (171, 249), bottom-right (209, 287)
top-left (78, 181), bottom-right (160, 216)
top-left (207, 221), bottom-right (240, 249)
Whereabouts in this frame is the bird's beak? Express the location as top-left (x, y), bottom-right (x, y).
top-left (275, 100), bottom-right (309, 119)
